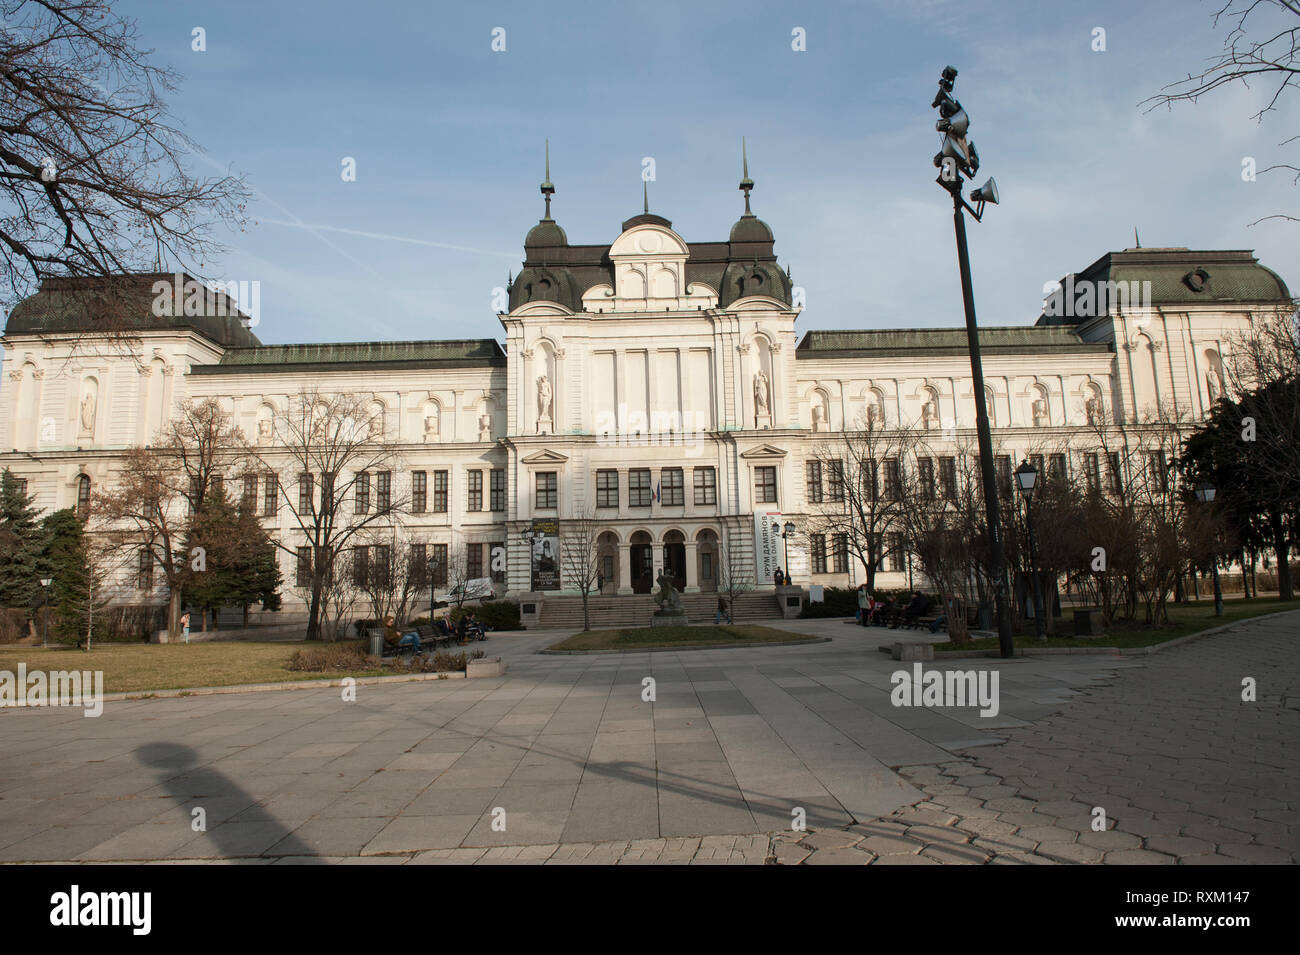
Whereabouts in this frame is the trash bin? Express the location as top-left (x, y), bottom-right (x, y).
top-left (1073, 608), bottom-right (1103, 637)
top-left (368, 630), bottom-right (385, 656)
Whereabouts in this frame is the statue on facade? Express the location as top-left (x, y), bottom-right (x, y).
top-left (423, 410), bottom-right (440, 441)
top-left (78, 392), bottom-right (96, 438)
top-left (1084, 395), bottom-right (1099, 425)
top-left (921, 397), bottom-right (938, 430)
top-left (754, 370), bottom-right (770, 416)
top-left (1206, 371), bottom-right (1223, 404)
top-left (811, 401), bottom-right (827, 432)
top-left (1032, 398), bottom-right (1049, 427)
top-left (479, 413), bottom-right (493, 442)
top-left (257, 418), bottom-right (273, 444)
top-left (653, 571), bottom-right (683, 615)
top-left (537, 374), bottom-right (553, 425)
top-left (864, 397), bottom-right (882, 430)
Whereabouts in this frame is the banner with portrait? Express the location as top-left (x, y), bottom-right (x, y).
top-left (531, 518), bottom-right (560, 591)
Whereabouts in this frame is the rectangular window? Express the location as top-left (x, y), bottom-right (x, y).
top-left (433, 470), bottom-right (448, 512)
top-left (242, 475), bottom-right (258, 510)
top-left (918, 457), bottom-right (935, 500)
top-left (352, 546), bottom-right (368, 586)
top-left (755, 466), bottom-right (777, 504)
top-left (467, 542), bottom-right (483, 579)
top-left (298, 473), bottom-right (313, 515)
top-left (693, 467), bottom-right (717, 505)
top-left (862, 459), bottom-right (879, 501)
top-left (14, 478), bottom-right (27, 498)
top-left (1084, 453), bottom-right (1100, 492)
top-left (701, 552), bottom-right (713, 582)
top-left (831, 533), bottom-right (848, 573)
top-left (296, 545), bottom-right (312, 587)
top-left (490, 469), bottom-right (505, 511)
top-left (211, 474), bottom-right (223, 500)
top-left (490, 541), bottom-right (506, 583)
top-left (431, 543), bottom-right (448, 587)
top-left (939, 456), bottom-right (957, 501)
top-left (806, 460), bottom-right (823, 503)
top-left (661, 468), bottom-right (684, 506)
top-left (1148, 450), bottom-right (1168, 493)
top-left (884, 459), bottom-right (901, 501)
top-left (354, 472), bottom-right (370, 514)
top-left (1049, 453), bottom-right (1067, 484)
top-left (887, 533), bottom-right (905, 572)
top-left (536, 471), bottom-right (558, 509)
top-left (377, 471), bottom-right (391, 511)
top-left (411, 471), bottom-right (427, 513)
top-left (827, 460), bottom-right (844, 502)
top-left (410, 543), bottom-right (427, 589)
top-left (996, 455), bottom-right (1012, 497)
top-left (629, 468), bottom-right (652, 507)
top-left (811, 534), bottom-right (827, 574)
top-left (1108, 452), bottom-right (1123, 493)
top-left (1030, 454), bottom-right (1046, 480)
top-left (137, 547), bottom-right (153, 590)
top-left (319, 473), bottom-right (334, 516)
top-left (468, 470), bottom-right (483, 511)
top-left (263, 474), bottom-right (277, 516)
top-left (597, 469), bottom-right (619, 508)
top-left (372, 545), bottom-right (390, 587)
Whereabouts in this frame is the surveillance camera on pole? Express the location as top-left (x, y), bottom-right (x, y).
top-left (928, 65), bottom-right (1015, 658)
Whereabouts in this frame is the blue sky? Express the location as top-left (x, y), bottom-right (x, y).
top-left (113, 0), bottom-right (1299, 345)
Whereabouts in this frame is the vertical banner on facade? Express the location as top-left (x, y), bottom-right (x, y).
top-left (753, 511), bottom-right (783, 585)
top-left (531, 518), bottom-right (560, 591)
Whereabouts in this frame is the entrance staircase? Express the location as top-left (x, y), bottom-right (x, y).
top-left (537, 591), bottom-right (785, 630)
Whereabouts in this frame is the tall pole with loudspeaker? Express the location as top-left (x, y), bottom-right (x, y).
top-left (931, 66), bottom-right (1014, 658)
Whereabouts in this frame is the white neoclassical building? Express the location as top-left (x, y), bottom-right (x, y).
top-left (1, 162), bottom-right (1291, 618)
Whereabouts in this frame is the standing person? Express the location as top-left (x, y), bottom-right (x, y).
top-left (857, 586), bottom-right (871, 626)
top-left (180, 611), bottom-right (191, 644)
top-left (774, 567), bottom-right (785, 589)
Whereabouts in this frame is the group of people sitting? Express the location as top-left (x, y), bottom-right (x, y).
top-left (855, 587), bottom-right (945, 632)
top-left (382, 611), bottom-right (490, 655)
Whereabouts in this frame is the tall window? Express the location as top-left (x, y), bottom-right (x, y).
top-left (431, 543), bottom-right (448, 587)
top-left (887, 532), bottom-right (905, 572)
top-left (827, 460), bottom-right (844, 502)
top-left (862, 458), bottom-right (879, 501)
top-left (939, 457), bottom-right (957, 501)
top-left (372, 545), bottom-right (390, 587)
top-left (433, 470), bottom-right (448, 512)
top-left (137, 547), bottom-right (153, 590)
top-left (298, 473), bottom-right (313, 515)
top-left (596, 469), bottom-right (619, 507)
top-left (467, 542), bottom-right (483, 579)
top-left (296, 546), bottom-right (312, 587)
top-left (755, 466), bottom-right (777, 504)
top-left (811, 534), bottom-right (827, 573)
top-left (377, 471), bottom-right (391, 511)
top-left (1147, 450), bottom-right (1168, 493)
top-left (13, 478), bottom-right (27, 498)
top-left (1049, 453), bottom-right (1068, 484)
top-left (536, 471), bottom-right (557, 509)
top-left (996, 456), bottom-right (1013, 497)
top-left (694, 467), bottom-right (717, 505)
top-left (1084, 452), bottom-right (1101, 492)
top-left (242, 475), bottom-right (258, 510)
top-left (806, 461), bottom-right (823, 503)
top-left (883, 459), bottom-right (901, 501)
top-left (629, 469), bottom-right (651, 507)
top-left (468, 470), bottom-right (483, 511)
top-left (1107, 452), bottom-right (1123, 493)
top-left (410, 543), bottom-right (427, 588)
top-left (411, 471), bottom-right (427, 513)
top-left (490, 469), bottom-right (505, 511)
top-left (661, 468), bottom-right (684, 506)
top-left (918, 457), bottom-right (935, 500)
top-left (263, 474), bottom-right (278, 516)
top-left (352, 546), bottom-right (369, 586)
top-left (354, 472), bottom-right (370, 514)
top-left (1029, 454), bottom-right (1046, 478)
top-left (831, 533), bottom-right (848, 573)
top-left (76, 474), bottom-right (91, 519)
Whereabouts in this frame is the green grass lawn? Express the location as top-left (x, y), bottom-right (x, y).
top-left (0, 640), bottom-right (390, 694)
top-left (934, 597), bottom-right (1300, 652)
top-left (547, 624), bottom-right (814, 653)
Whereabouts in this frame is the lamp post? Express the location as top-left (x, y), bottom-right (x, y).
top-left (931, 65), bottom-right (1013, 658)
top-left (39, 577), bottom-right (52, 648)
top-left (1014, 460), bottom-right (1046, 640)
top-left (1194, 481), bottom-right (1224, 617)
top-left (773, 521), bottom-right (796, 582)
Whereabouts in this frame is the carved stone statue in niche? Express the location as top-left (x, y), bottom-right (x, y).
top-left (1085, 395), bottom-right (1099, 425)
top-left (423, 409), bottom-right (440, 441)
top-left (479, 413), bottom-right (493, 442)
top-left (78, 392), bottom-right (96, 438)
top-left (921, 397), bottom-right (938, 430)
top-left (1032, 398), bottom-right (1050, 427)
top-left (257, 418), bottom-right (272, 445)
top-left (754, 370), bottom-right (770, 417)
top-left (536, 375), bottom-right (553, 430)
top-left (811, 401), bottom-right (827, 432)
top-left (864, 397), bottom-right (882, 430)
top-left (1206, 371), bottom-right (1223, 404)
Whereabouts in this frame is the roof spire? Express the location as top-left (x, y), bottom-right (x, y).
top-left (540, 139), bottom-right (555, 220)
top-left (1134, 226), bottom-right (1141, 249)
top-left (739, 137), bottom-right (754, 215)
top-left (643, 179), bottom-right (649, 214)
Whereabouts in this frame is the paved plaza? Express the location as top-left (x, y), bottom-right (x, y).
top-left (0, 613), bottom-right (1296, 864)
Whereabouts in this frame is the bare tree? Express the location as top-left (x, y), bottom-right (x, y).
top-left (256, 388), bottom-right (405, 640)
top-left (1143, 0), bottom-right (1300, 223)
top-left (352, 526), bottom-right (423, 629)
top-left (0, 0), bottom-right (248, 322)
top-left (715, 525), bottom-right (754, 619)
top-left (559, 511), bottom-right (601, 631)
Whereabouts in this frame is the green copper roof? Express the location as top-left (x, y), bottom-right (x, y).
top-left (797, 326), bottom-right (1111, 358)
top-left (190, 338), bottom-right (505, 374)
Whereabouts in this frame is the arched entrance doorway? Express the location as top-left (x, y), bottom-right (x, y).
top-left (630, 531), bottom-right (654, 594)
top-left (696, 529), bottom-right (719, 593)
top-left (596, 532), bottom-right (619, 595)
top-left (663, 530), bottom-right (686, 591)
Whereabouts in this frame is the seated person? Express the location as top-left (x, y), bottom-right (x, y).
top-left (868, 597), bottom-right (893, 627)
top-left (896, 592), bottom-right (927, 627)
top-left (384, 615), bottom-right (420, 653)
top-left (435, 617), bottom-right (452, 638)
top-left (928, 613), bottom-right (948, 634)
top-left (455, 613), bottom-right (470, 644)
top-left (464, 612), bottom-right (487, 639)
